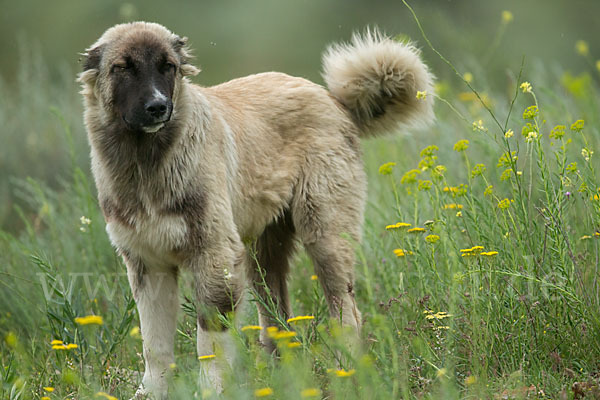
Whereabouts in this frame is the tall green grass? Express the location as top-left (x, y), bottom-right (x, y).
top-left (1, 8), bottom-right (600, 399)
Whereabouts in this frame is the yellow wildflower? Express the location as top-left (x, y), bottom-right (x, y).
top-left (198, 354), bottom-right (216, 361)
top-left (400, 169), bottom-right (421, 185)
top-left (570, 119), bottom-right (585, 132)
top-left (310, 275), bottom-right (318, 281)
top-left (549, 125), bottom-right (566, 139)
top-left (444, 204), bottom-right (463, 210)
top-left (443, 186), bottom-right (458, 194)
top-left (456, 211), bottom-right (462, 217)
top-left (393, 249), bottom-right (413, 257)
top-left (273, 331), bottom-right (296, 340)
top-left (582, 148), bottom-right (593, 162)
top-left (266, 326), bottom-right (278, 336)
top-left (484, 185), bottom-right (493, 196)
top-left (504, 129), bottom-right (514, 138)
top-left (416, 90), bottom-right (427, 100)
top-left (498, 198), bottom-right (511, 209)
top-left (96, 392), bottom-right (118, 400)
top-left (581, 235), bottom-right (592, 240)
top-left (42, 398), bottom-right (51, 400)
top-left (501, 10), bottom-right (513, 23)
top-left (52, 344), bottom-right (66, 350)
top-left (522, 105), bottom-right (538, 120)
top-left (65, 343), bottom-right (78, 350)
top-left (241, 325), bottom-right (263, 332)
top-left (287, 316), bottom-right (314, 324)
top-left (520, 82), bottom-right (532, 93)
top-left (5, 332), bottom-right (17, 349)
top-left (255, 387), bottom-right (274, 397)
top-left (287, 342), bottom-right (301, 348)
top-left (575, 40), bottom-right (589, 56)
top-left (385, 222), bottom-right (411, 230)
top-left (425, 311), bottom-right (452, 320)
top-left (472, 119), bottom-right (487, 132)
top-left (378, 162), bottom-right (396, 175)
top-left (334, 368), bottom-right (356, 377)
top-left (50, 339), bottom-right (63, 345)
top-left (425, 234), bottom-right (440, 244)
top-left (130, 326), bottom-right (141, 339)
top-left (43, 387), bottom-right (55, 392)
top-left (481, 251), bottom-right (498, 256)
top-left (301, 388), bottom-right (321, 397)
top-left (453, 139), bottom-right (469, 152)
top-left (75, 315), bottom-right (103, 325)
top-left (408, 227), bottom-right (426, 233)
top-left (465, 375), bottom-right (477, 386)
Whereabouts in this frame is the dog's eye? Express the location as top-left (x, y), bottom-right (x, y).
top-left (163, 62), bottom-right (176, 73)
top-left (111, 63), bottom-right (131, 73)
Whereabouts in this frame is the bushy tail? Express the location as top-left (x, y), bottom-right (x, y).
top-left (322, 29), bottom-right (434, 137)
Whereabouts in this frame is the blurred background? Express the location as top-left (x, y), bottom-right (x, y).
top-left (0, 0), bottom-right (598, 231)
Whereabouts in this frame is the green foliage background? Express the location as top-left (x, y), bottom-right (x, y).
top-left (1, 1), bottom-right (600, 399)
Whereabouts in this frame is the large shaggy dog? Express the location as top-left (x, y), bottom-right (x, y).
top-left (79, 22), bottom-right (433, 398)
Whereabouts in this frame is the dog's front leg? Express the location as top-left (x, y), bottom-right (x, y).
top-left (186, 240), bottom-right (245, 395)
top-left (124, 255), bottom-right (179, 400)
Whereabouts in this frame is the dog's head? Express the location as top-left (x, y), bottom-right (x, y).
top-left (78, 22), bottom-right (200, 134)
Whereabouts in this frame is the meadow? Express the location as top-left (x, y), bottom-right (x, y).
top-left (1, 5), bottom-right (600, 399)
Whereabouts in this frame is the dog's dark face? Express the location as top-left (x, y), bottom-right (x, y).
top-left (110, 41), bottom-right (177, 133)
top-left (79, 23), bottom-right (199, 134)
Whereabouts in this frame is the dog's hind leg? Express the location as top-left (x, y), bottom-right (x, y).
top-left (124, 256), bottom-right (179, 400)
top-left (292, 152), bottom-right (367, 350)
top-left (248, 210), bottom-right (297, 352)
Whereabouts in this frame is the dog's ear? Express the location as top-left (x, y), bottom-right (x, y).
top-left (172, 35), bottom-right (200, 77)
top-left (77, 45), bottom-right (104, 85)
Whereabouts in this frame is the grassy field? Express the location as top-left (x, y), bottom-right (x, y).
top-left (2, 9), bottom-right (600, 400)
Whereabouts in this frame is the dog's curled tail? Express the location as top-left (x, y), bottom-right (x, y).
top-left (322, 29), bottom-right (434, 137)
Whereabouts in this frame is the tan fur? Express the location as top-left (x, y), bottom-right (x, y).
top-left (79, 22), bottom-right (434, 398)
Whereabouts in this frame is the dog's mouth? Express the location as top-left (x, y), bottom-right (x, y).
top-left (141, 122), bottom-right (166, 133)
top-left (123, 116), bottom-right (170, 134)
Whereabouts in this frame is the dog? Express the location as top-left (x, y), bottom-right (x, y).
top-left (78, 22), bottom-right (433, 398)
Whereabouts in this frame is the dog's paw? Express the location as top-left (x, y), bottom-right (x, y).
top-left (130, 385), bottom-right (167, 400)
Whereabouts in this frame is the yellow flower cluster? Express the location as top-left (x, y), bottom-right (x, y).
top-left (198, 354), bottom-right (216, 361)
top-left (301, 388), bottom-right (321, 398)
top-left (255, 387), bottom-right (274, 397)
top-left (460, 246), bottom-right (498, 257)
top-left (327, 368), bottom-right (356, 377)
top-left (425, 234), bottom-right (440, 244)
top-left (378, 162), bottom-right (396, 175)
top-left (95, 392), bottom-right (118, 400)
top-left (393, 249), bottom-right (413, 257)
top-left (74, 315), bottom-right (103, 325)
top-left (385, 222), bottom-right (411, 230)
top-left (520, 82), bottom-right (532, 93)
top-left (424, 310), bottom-right (452, 320)
top-left (407, 227), bottom-right (426, 233)
top-left (287, 315), bottom-right (314, 324)
top-left (266, 326), bottom-right (298, 347)
top-left (241, 325), bottom-right (263, 332)
top-left (453, 139), bottom-right (469, 152)
top-left (50, 339), bottom-right (78, 350)
top-left (443, 204), bottom-right (463, 210)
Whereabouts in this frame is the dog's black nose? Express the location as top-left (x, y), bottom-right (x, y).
top-left (145, 98), bottom-right (169, 119)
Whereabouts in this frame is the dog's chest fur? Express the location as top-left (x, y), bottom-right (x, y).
top-left (105, 207), bottom-right (187, 268)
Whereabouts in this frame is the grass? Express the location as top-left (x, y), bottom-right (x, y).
top-left (2, 8), bottom-right (600, 400)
